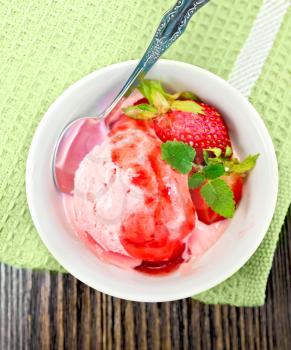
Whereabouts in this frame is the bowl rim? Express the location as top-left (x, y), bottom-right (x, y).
top-left (26, 59), bottom-right (278, 302)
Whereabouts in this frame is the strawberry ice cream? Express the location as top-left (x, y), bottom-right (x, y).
top-left (64, 114), bottom-right (196, 274)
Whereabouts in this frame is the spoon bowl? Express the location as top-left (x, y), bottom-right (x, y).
top-left (53, 117), bottom-right (107, 193)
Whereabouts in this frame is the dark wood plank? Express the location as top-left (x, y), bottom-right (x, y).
top-left (0, 207), bottom-right (290, 350)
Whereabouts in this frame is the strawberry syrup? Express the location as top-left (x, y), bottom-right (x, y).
top-left (109, 117), bottom-right (195, 274)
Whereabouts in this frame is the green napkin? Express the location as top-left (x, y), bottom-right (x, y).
top-left (1, 0), bottom-right (291, 306)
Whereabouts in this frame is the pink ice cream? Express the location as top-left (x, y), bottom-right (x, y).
top-left (62, 91), bottom-right (230, 274)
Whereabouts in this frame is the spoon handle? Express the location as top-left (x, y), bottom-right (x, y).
top-left (139, 0), bottom-right (209, 73)
top-left (101, 0), bottom-right (209, 117)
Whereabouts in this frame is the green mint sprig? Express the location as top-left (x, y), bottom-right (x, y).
top-left (188, 163), bottom-right (225, 189)
top-left (161, 141), bottom-right (259, 218)
top-left (200, 179), bottom-right (235, 218)
top-left (206, 152), bottom-right (259, 173)
top-left (161, 141), bottom-right (196, 174)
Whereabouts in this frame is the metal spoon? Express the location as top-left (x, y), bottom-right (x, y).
top-left (53, 0), bottom-right (209, 193)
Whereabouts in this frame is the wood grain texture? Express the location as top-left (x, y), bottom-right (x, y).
top-left (0, 207), bottom-right (290, 350)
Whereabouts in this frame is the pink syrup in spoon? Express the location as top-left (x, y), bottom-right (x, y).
top-left (55, 118), bottom-right (108, 193)
top-left (55, 92), bottom-right (145, 194)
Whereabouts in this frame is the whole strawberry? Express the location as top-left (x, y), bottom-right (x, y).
top-left (154, 106), bottom-right (231, 163)
top-left (123, 80), bottom-right (232, 164)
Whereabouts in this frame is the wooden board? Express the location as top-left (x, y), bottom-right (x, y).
top-left (0, 208), bottom-right (290, 350)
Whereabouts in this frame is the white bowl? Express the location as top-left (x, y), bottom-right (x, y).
top-left (26, 60), bottom-right (278, 302)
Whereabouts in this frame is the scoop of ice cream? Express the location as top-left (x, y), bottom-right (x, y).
top-left (69, 114), bottom-right (196, 273)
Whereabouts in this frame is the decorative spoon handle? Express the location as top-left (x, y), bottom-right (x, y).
top-left (101, 0), bottom-right (209, 117)
top-left (141, 0), bottom-right (209, 72)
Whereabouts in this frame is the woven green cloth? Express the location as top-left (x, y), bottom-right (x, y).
top-left (1, 0), bottom-right (291, 306)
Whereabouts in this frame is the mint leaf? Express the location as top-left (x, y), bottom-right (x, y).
top-left (201, 179), bottom-right (235, 218)
top-left (161, 141), bottom-right (196, 174)
top-left (188, 172), bottom-right (206, 189)
top-left (204, 163), bottom-right (225, 179)
top-left (171, 100), bottom-right (203, 114)
top-left (201, 181), bottom-right (217, 203)
top-left (225, 154), bottom-right (259, 173)
top-left (207, 157), bottom-right (223, 165)
top-left (123, 104), bottom-right (157, 120)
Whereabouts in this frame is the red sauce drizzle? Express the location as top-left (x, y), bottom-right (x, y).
top-left (110, 118), bottom-right (195, 274)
